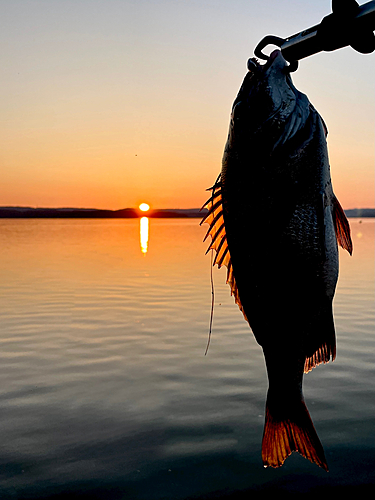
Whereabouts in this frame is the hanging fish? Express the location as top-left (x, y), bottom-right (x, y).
top-left (201, 50), bottom-right (352, 470)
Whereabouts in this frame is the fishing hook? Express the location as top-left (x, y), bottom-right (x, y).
top-left (254, 35), bottom-right (299, 72)
top-left (254, 1), bottom-right (375, 71)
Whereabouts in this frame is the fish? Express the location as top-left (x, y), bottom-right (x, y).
top-left (201, 50), bottom-right (352, 470)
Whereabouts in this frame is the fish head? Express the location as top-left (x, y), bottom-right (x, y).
top-left (231, 50), bottom-right (306, 147)
top-left (260, 50), bottom-right (295, 116)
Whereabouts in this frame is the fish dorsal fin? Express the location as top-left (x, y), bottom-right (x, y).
top-left (332, 195), bottom-right (353, 255)
top-left (200, 176), bottom-right (247, 321)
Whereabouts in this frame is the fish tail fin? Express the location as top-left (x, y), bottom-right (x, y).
top-left (262, 393), bottom-right (329, 471)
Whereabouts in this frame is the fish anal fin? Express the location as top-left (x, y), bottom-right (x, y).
top-left (262, 396), bottom-right (328, 471)
top-left (332, 195), bottom-right (353, 255)
top-left (304, 306), bottom-right (336, 373)
top-left (304, 342), bottom-right (336, 374)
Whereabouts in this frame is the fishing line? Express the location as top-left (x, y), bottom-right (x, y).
top-left (203, 175), bottom-right (221, 356)
top-left (205, 248), bottom-right (215, 355)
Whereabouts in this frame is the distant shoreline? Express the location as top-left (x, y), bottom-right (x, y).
top-left (0, 207), bottom-right (374, 219)
top-left (0, 207), bottom-right (205, 219)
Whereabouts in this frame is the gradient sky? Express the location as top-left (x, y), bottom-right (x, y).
top-left (1, 0), bottom-right (374, 209)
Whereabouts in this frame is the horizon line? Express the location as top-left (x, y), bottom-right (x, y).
top-left (1, 205), bottom-right (374, 211)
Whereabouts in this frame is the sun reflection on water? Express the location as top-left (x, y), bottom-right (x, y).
top-left (140, 217), bottom-right (149, 254)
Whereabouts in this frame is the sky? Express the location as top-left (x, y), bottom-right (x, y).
top-left (1, 0), bottom-right (374, 210)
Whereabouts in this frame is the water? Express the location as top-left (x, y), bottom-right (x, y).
top-left (0, 218), bottom-right (373, 499)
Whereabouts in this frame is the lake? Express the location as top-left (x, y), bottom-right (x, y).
top-left (0, 218), bottom-right (373, 499)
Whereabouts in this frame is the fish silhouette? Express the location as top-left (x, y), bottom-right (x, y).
top-left (202, 50), bottom-right (352, 470)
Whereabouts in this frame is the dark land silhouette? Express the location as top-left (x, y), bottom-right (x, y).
top-left (0, 207), bottom-right (207, 218)
top-left (0, 207), bottom-right (374, 219)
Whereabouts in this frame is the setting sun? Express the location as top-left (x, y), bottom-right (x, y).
top-left (139, 203), bottom-right (150, 212)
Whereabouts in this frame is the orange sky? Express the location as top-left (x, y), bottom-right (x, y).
top-left (1, 1), bottom-right (374, 210)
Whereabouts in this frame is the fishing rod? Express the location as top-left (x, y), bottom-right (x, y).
top-left (254, 0), bottom-right (375, 71)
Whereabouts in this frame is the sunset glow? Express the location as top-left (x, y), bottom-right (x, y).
top-left (0, 1), bottom-right (373, 211)
top-left (140, 216), bottom-right (149, 254)
top-left (139, 203), bottom-right (150, 212)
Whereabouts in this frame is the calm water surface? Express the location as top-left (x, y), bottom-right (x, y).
top-left (0, 218), bottom-right (374, 499)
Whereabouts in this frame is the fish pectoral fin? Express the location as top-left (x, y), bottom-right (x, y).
top-left (332, 195), bottom-right (353, 255)
top-left (262, 393), bottom-right (328, 471)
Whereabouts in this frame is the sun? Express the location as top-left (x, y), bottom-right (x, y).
top-left (139, 203), bottom-right (150, 212)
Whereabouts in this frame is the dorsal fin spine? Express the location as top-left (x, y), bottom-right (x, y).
top-left (201, 175), bottom-right (247, 321)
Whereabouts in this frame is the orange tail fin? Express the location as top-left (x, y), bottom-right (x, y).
top-left (262, 394), bottom-right (329, 471)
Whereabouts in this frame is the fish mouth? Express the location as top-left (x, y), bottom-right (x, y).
top-left (263, 49), bottom-right (282, 71)
top-left (262, 49), bottom-right (298, 74)
top-left (269, 49), bottom-right (281, 61)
